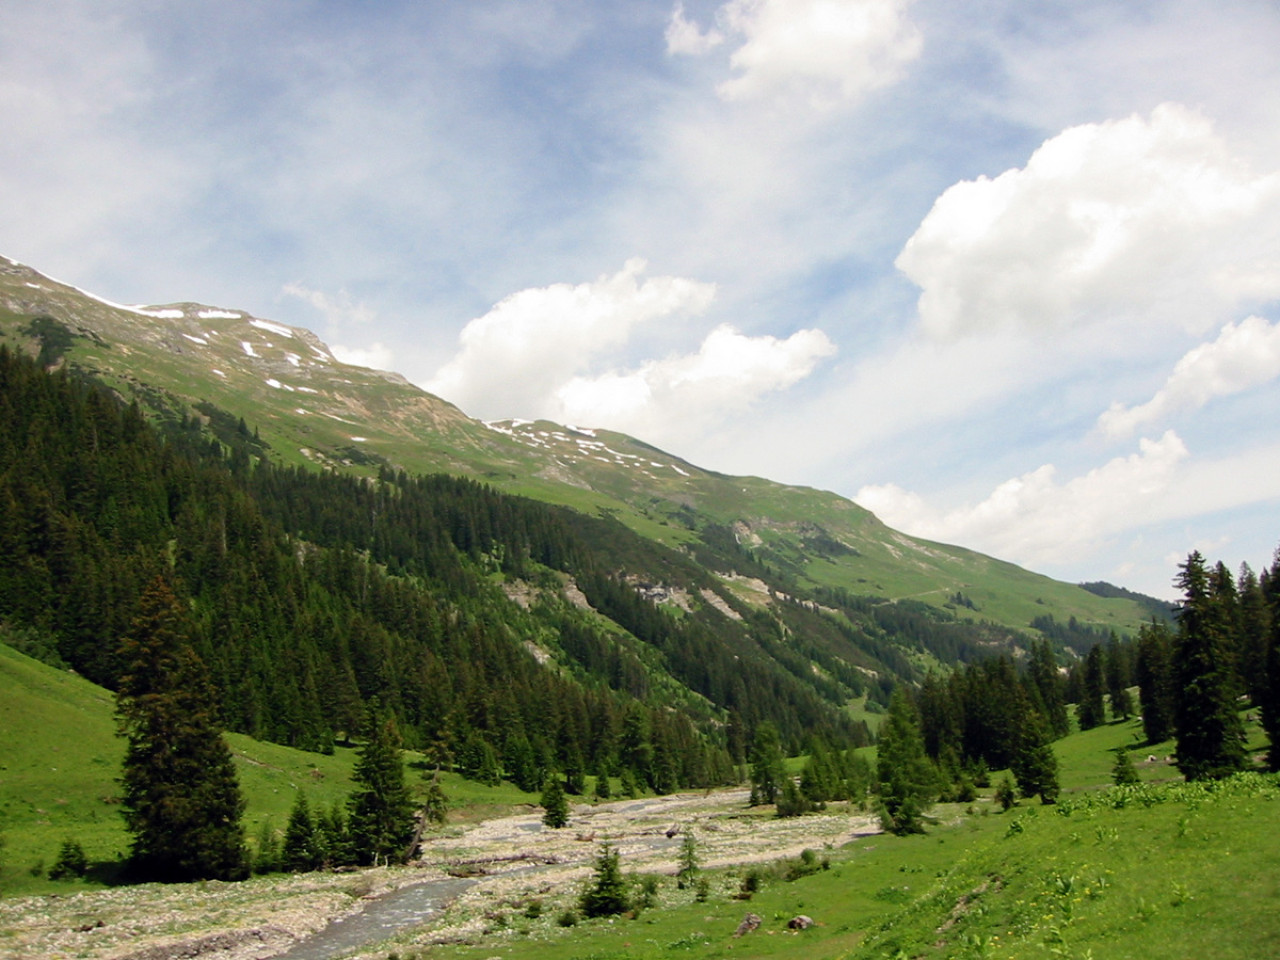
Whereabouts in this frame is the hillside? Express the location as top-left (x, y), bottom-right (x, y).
top-left (0, 254), bottom-right (1152, 646)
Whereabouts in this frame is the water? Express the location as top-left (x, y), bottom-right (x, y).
top-left (271, 876), bottom-right (476, 960)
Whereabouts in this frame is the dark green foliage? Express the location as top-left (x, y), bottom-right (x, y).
top-left (282, 793), bottom-right (320, 873)
top-left (676, 831), bottom-right (699, 889)
top-left (1111, 748), bottom-right (1140, 786)
top-left (116, 577), bottom-right (248, 883)
top-left (1104, 634), bottom-right (1134, 719)
top-left (540, 775), bottom-right (569, 828)
top-left (1010, 706), bottom-right (1060, 804)
top-left (1264, 555), bottom-right (1280, 769)
top-left (775, 776), bottom-right (816, 818)
top-left (1172, 552), bottom-right (1247, 781)
top-left (1135, 620), bottom-right (1176, 744)
top-left (579, 843), bottom-right (630, 918)
top-left (253, 819), bottom-right (282, 874)
top-left (1076, 645), bottom-right (1107, 731)
top-left (748, 721), bottom-right (785, 806)
top-left (346, 713), bottom-right (415, 866)
top-left (47, 838), bottom-right (88, 880)
top-left (421, 775), bottom-right (449, 827)
top-left (995, 775), bottom-right (1017, 811)
top-left (876, 689), bottom-right (938, 834)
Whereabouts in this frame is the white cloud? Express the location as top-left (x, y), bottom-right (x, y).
top-left (855, 431), bottom-right (1191, 567)
top-left (553, 323), bottom-right (836, 438)
top-left (897, 104), bottom-right (1280, 339)
top-left (425, 259), bottom-right (718, 418)
top-left (281, 282), bottom-right (378, 329)
top-left (665, 2), bottom-right (724, 55)
top-left (329, 342), bottom-right (395, 371)
top-left (1099, 315), bottom-right (1280, 438)
top-left (669, 0), bottom-right (921, 104)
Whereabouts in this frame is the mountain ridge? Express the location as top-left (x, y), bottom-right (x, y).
top-left (0, 253), bottom-right (1153, 641)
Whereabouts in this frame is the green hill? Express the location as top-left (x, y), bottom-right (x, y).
top-left (0, 254), bottom-right (1154, 647)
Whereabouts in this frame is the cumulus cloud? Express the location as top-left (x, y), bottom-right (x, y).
top-left (897, 104), bottom-right (1280, 339)
top-left (1099, 315), bottom-right (1280, 438)
top-left (665, 2), bottom-right (724, 55)
top-left (855, 431), bottom-right (1190, 567)
top-left (553, 324), bottom-right (836, 437)
top-left (425, 259), bottom-right (718, 417)
top-left (668, 0), bottom-right (921, 104)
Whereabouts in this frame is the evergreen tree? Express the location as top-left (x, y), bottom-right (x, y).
top-left (1076, 645), bottom-right (1107, 731)
top-left (116, 577), bottom-right (248, 882)
top-left (422, 774), bottom-right (449, 827)
top-left (253, 818), bottom-right (282, 874)
top-left (748, 721), bottom-right (786, 806)
top-left (579, 843), bottom-right (631, 918)
top-left (1172, 552), bottom-right (1247, 780)
top-left (1237, 564), bottom-right (1271, 707)
top-left (875, 688), bottom-right (938, 834)
top-left (676, 830), bottom-right (699, 889)
top-left (1111, 747), bottom-right (1140, 786)
top-left (541, 774), bottom-right (570, 829)
top-left (282, 793), bottom-right (319, 873)
top-left (1104, 634), bottom-right (1133, 720)
top-left (1258, 552), bottom-right (1280, 770)
top-left (1134, 620), bottom-right (1176, 744)
top-left (1009, 705), bottom-right (1060, 804)
top-left (346, 712), bottom-right (415, 865)
top-left (1027, 640), bottom-right (1070, 738)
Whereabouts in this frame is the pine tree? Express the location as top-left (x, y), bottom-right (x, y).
top-left (1111, 748), bottom-right (1140, 786)
top-left (1076, 645), bottom-right (1107, 730)
top-left (116, 577), bottom-right (248, 882)
top-left (1010, 704), bottom-right (1060, 804)
top-left (1134, 620), bottom-right (1176, 744)
top-left (1172, 552), bottom-right (1247, 781)
top-left (875, 688), bottom-right (938, 834)
top-left (541, 774), bottom-right (570, 829)
top-left (676, 830), bottom-right (699, 889)
top-left (282, 792), bottom-right (319, 873)
top-left (1027, 641), bottom-right (1070, 738)
top-left (579, 843), bottom-right (631, 918)
top-left (1104, 634), bottom-right (1134, 720)
top-left (748, 722), bottom-right (785, 806)
top-left (346, 712), bottom-right (415, 865)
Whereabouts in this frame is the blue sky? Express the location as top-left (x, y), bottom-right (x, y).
top-left (3, 0), bottom-right (1280, 599)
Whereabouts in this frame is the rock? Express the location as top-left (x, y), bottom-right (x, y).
top-left (733, 913), bottom-right (763, 937)
top-left (787, 914), bottom-right (814, 930)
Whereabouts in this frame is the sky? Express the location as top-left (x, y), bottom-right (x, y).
top-left (2, 0), bottom-right (1279, 599)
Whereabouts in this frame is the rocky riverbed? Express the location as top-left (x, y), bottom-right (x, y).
top-left (0, 789), bottom-right (880, 960)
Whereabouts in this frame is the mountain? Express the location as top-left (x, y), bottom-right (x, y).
top-left (0, 254), bottom-right (1152, 645)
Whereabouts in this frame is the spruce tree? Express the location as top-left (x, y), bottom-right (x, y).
top-left (748, 721), bottom-right (785, 806)
top-left (282, 792), bottom-right (319, 873)
top-left (875, 688), bottom-right (938, 834)
top-left (1010, 705), bottom-right (1060, 804)
top-left (116, 577), bottom-right (248, 882)
top-left (1134, 620), bottom-right (1176, 744)
top-left (541, 774), bottom-right (570, 829)
top-left (346, 712), bottom-right (416, 865)
top-left (1111, 747), bottom-right (1140, 786)
top-left (579, 843), bottom-right (630, 918)
top-left (1076, 645), bottom-right (1107, 730)
top-left (1172, 552), bottom-right (1247, 780)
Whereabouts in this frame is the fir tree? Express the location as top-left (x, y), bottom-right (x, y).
top-left (282, 793), bottom-right (319, 873)
top-left (875, 688), bottom-right (938, 834)
top-left (1111, 748), bottom-right (1140, 786)
top-left (541, 775), bottom-right (570, 829)
top-left (1172, 552), bottom-right (1247, 780)
top-left (676, 830), bottom-right (700, 889)
top-left (1010, 705), bottom-right (1060, 804)
top-left (116, 577), bottom-right (248, 882)
top-left (1135, 620), bottom-right (1176, 744)
top-left (1076, 645), bottom-right (1107, 731)
top-left (346, 712), bottom-right (415, 866)
top-left (579, 843), bottom-right (630, 918)
top-left (422, 774), bottom-right (449, 827)
top-left (748, 721), bottom-right (786, 806)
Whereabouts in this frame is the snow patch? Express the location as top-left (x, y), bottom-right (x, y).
top-left (250, 319), bottom-right (295, 338)
top-left (241, 341), bottom-right (258, 357)
top-left (350, 436), bottom-right (367, 442)
top-left (197, 309), bottom-right (241, 320)
top-left (24, 282), bottom-right (42, 289)
top-left (296, 386), bottom-right (318, 394)
top-left (672, 464), bottom-right (690, 477)
top-left (212, 369), bottom-right (226, 378)
top-left (284, 352), bottom-right (301, 367)
top-left (183, 334), bottom-right (208, 346)
top-left (265, 378), bottom-right (282, 389)
top-left (133, 307), bottom-right (184, 319)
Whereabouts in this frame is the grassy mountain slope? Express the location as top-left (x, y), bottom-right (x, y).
top-left (0, 255), bottom-right (1152, 645)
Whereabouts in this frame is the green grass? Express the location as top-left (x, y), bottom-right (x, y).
top-left (0, 643), bottom-right (540, 896)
